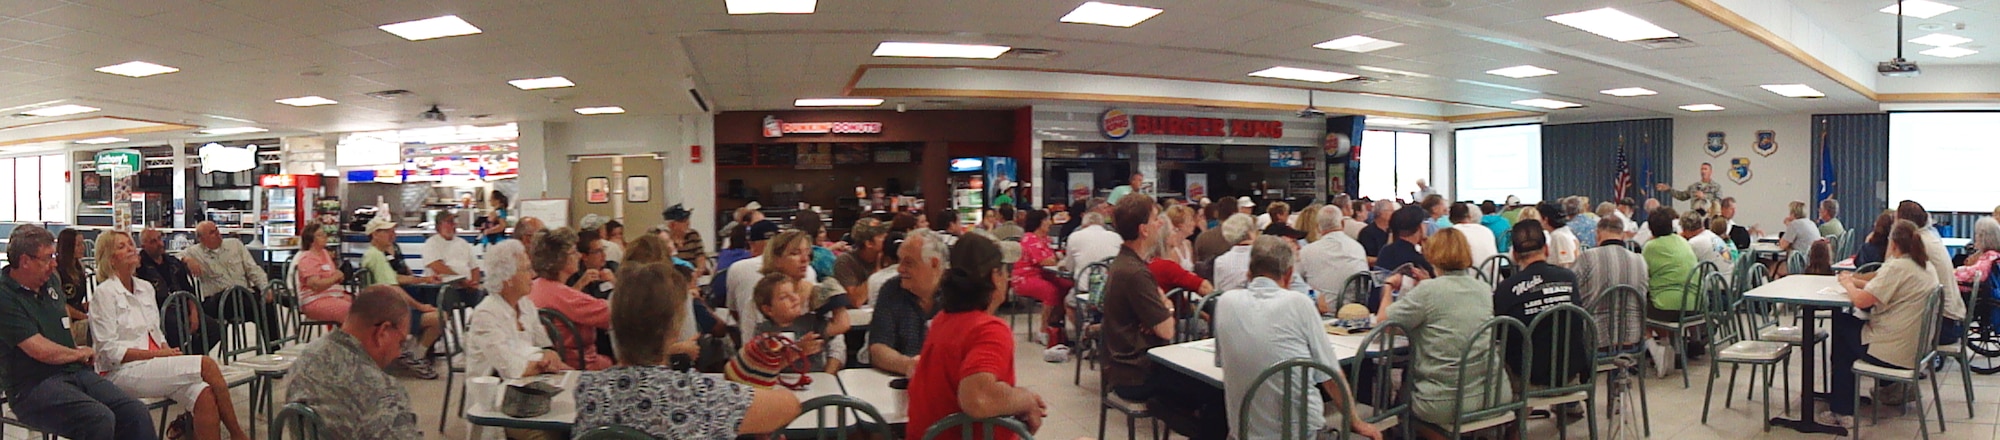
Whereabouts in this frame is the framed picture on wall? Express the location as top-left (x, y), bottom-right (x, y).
top-left (586, 177), bottom-right (610, 204)
top-left (626, 176), bottom-right (651, 203)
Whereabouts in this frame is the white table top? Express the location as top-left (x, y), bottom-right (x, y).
top-left (1148, 331), bottom-right (1396, 387)
top-left (1742, 275), bottom-right (1850, 308)
top-left (465, 371), bottom-right (581, 429)
top-left (1944, 237), bottom-right (1971, 248)
top-left (850, 307), bottom-right (874, 327)
top-left (1750, 242), bottom-right (1782, 253)
top-left (784, 372), bottom-right (847, 430)
top-left (834, 368), bottom-right (908, 424)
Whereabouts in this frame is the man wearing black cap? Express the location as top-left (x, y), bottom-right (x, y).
top-left (663, 204), bottom-right (709, 275)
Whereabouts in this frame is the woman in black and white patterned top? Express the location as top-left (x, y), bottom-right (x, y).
top-left (575, 262), bottom-right (800, 439)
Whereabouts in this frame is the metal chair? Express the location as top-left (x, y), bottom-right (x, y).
top-left (1589, 285), bottom-right (1650, 437)
top-left (1350, 323), bottom-right (1411, 440)
top-left (1700, 272), bottom-right (1791, 430)
top-left (1166, 288), bottom-right (1204, 344)
top-left (1477, 254), bottom-right (1513, 288)
top-left (1239, 358), bottom-right (1356, 440)
top-left (1431, 316), bottom-right (1529, 439)
top-left (574, 425), bottom-right (659, 440)
top-left (1645, 262), bottom-right (1715, 388)
top-left (0, 395), bottom-right (56, 440)
top-left (538, 308), bottom-right (590, 369)
top-left (1070, 258), bottom-right (1113, 386)
top-left (1334, 272), bottom-right (1377, 310)
top-left (1097, 325), bottom-right (1161, 440)
top-left (790, 395), bottom-right (895, 440)
top-left (284, 255), bottom-right (340, 344)
top-left (1935, 272), bottom-right (1985, 418)
top-left (1853, 285), bottom-right (1949, 440)
top-left (271, 402), bottom-right (326, 440)
top-left (1522, 304), bottom-right (1600, 440)
top-left (923, 413), bottom-right (1037, 440)
top-left (436, 288), bottom-right (476, 431)
top-left (165, 291), bottom-right (266, 437)
top-left (215, 286), bottom-right (271, 363)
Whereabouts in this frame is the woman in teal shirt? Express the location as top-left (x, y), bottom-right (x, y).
top-left (1375, 228), bottom-right (1509, 430)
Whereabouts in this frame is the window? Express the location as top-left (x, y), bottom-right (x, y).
top-left (1357, 130), bottom-right (1431, 201)
top-left (0, 154), bottom-right (72, 223)
top-left (1453, 124), bottom-right (1543, 204)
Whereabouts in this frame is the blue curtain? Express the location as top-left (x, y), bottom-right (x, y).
top-left (1541, 119), bottom-right (1674, 204)
top-left (1810, 113), bottom-right (1889, 235)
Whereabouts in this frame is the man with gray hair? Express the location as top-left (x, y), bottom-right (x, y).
top-left (1358, 200), bottom-right (1398, 264)
top-left (511, 216), bottom-right (546, 250)
top-left (1064, 211), bottom-right (1122, 275)
top-left (287, 285), bottom-right (424, 439)
top-left (182, 220), bottom-right (282, 351)
top-left (0, 224), bottom-right (156, 440)
top-left (1300, 205), bottom-right (1369, 309)
top-left (1818, 198), bottom-right (1845, 238)
top-left (1211, 213), bottom-right (1260, 292)
top-left (1216, 235), bottom-right (1383, 440)
top-left (868, 229), bottom-right (948, 375)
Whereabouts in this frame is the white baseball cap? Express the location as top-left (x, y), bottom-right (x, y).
top-left (365, 216), bottom-right (397, 233)
top-left (1238, 197), bottom-right (1256, 208)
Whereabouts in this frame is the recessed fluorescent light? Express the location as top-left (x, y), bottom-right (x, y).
top-left (1920, 46), bottom-right (1978, 58)
top-left (1599, 87), bottom-right (1658, 97)
top-left (1908, 33), bottom-right (1972, 47)
top-left (74, 137), bottom-right (128, 145)
top-left (574, 106), bottom-right (626, 115)
top-left (507, 76), bottom-right (575, 90)
top-left (22, 104), bottom-right (100, 117)
top-left (1313, 35), bottom-right (1404, 53)
top-left (1878, 0), bottom-right (1958, 19)
top-left (1247, 66), bottom-right (1359, 83)
top-left (1369, 117), bottom-right (1431, 127)
top-left (1545, 7), bottom-right (1678, 42)
top-left (725, 0), bottom-right (816, 14)
top-left (1678, 104), bottom-right (1725, 112)
top-left (94, 61), bottom-right (179, 77)
top-left (1356, 65), bottom-right (1431, 78)
top-left (794, 98), bottom-right (884, 107)
top-left (199, 127), bottom-right (268, 135)
top-left (872, 42), bottom-right (1012, 59)
top-left (1485, 65), bottom-right (1558, 78)
top-left (1511, 99), bottom-right (1583, 109)
top-left (378, 15), bottom-right (482, 41)
top-left (1759, 84), bottom-right (1825, 98)
top-left (274, 96), bottom-right (338, 107)
top-left (1059, 1), bottom-right (1163, 27)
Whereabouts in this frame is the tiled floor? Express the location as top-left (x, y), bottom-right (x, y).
top-left (15, 311), bottom-right (2000, 439)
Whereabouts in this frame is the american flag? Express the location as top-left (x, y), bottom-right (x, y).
top-left (1613, 140), bottom-right (1634, 200)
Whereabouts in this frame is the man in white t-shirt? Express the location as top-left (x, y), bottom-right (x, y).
top-left (1217, 236), bottom-right (1382, 440)
top-left (1212, 214), bottom-right (1259, 293)
top-left (1063, 212), bottom-right (1124, 275)
top-left (419, 211), bottom-right (480, 291)
top-left (1448, 203), bottom-right (1498, 266)
top-left (1299, 206), bottom-right (1369, 307)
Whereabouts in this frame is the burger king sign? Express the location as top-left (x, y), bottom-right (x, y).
top-left (1100, 109), bottom-right (1132, 140)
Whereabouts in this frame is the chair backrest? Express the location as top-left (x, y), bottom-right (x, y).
top-left (1167, 288), bottom-right (1202, 343)
top-left (574, 425), bottom-right (659, 440)
top-left (216, 286), bottom-right (270, 361)
top-left (791, 395), bottom-right (894, 440)
top-left (1912, 285), bottom-right (1946, 368)
top-left (1856, 262), bottom-right (1883, 275)
top-left (1590, 284), bottom-right (1646, 352)
top-left (1523, 304), bottom-right (1598, 393)
top-left (437, 288), bottom-right (475, 359)
top-left (920, 413), bottom-right (1035, 440)
top-left (160, 291), bottom-right (205, 353)
top-left (537, 308), bottom-right (588, 369)
top-left (1446, 316), bottom-right (1530, 435)
top-left (1349, 322), bottom-right (1413, 430)
top-left (1335, 271), bottom-right (1377, 309)
top-left (1702, 271), bottom-right (1755, 348)
top-left (1240, 358), bottom-right (1353, 440)
top-left (1785, 251), bottom-right (1808, 275)
top-left (1078, 258), bottom-right (1114, 304)
top-left (1477, 254), bottom-right (1512, 287)
top-left (271, 402), bottom-right (326, 440)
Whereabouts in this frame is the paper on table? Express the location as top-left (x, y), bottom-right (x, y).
top-left (1184, 339), bottom-right (1216, 353)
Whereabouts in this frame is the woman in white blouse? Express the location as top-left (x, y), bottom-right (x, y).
top-left (466, 240), bottom-right (571, 380)
top-left (89, 232), bottom-right (249, 440)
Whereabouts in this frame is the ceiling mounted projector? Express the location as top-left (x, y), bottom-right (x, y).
top-left (1297, 90), bottom-right (1327, 118)
top-left (1879, 0), bottom-right (1922, 78)
top-left (419, 105), bottom-right (447, 122)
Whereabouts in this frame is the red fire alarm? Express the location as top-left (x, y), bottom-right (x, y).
top-left (691, 145), bottom-right (703, 163)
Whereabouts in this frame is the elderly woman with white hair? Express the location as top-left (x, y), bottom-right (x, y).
top-left (1211, 213), bottom-right (1261, 293)
top-left (1954, 216), bottom-right (2000, 290)
top-left (465, 240), bottom-right (572, 381)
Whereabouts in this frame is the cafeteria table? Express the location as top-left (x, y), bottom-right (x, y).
top-left (1740, 274), bottom-right (1849, 436)
top-left (835, 368), bottom-right (909, 424)
top-left (466, 371), bottom-right (583, 432)
top-left (1146, 329), bottom-right (1401, 387)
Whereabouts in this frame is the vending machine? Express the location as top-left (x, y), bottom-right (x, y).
top-left (947, 156), bottom-right (1017, 226)
top-left (259, 174), bottom-right (323, 247)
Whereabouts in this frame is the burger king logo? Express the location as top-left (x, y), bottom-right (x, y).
top-left (1100, 109), bottom-right (1132, 140)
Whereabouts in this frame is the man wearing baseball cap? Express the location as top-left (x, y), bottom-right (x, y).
top-left (355, 216), bottom-right (445, 379)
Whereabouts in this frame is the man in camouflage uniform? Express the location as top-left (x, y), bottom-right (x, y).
top-left (1656, 162), bottom-right (1723, 215)
top-left (286, 286), bottom-right (423, 440)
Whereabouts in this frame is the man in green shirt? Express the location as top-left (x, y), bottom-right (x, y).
top-left (0, 224), bottom-right (155, 440)
top-left (1818, 198), bottom-right (1846, 238)
top-left (357, 217), bottom-right (445, 379)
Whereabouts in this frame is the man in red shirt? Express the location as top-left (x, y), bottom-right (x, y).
top-left (905, 233), bottom-right (1046, 439)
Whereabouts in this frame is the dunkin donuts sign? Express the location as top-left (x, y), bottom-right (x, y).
top-left (1099, 108), bottom-right (1284, 140)
top-left (762, 115), bottom-right (885, 138)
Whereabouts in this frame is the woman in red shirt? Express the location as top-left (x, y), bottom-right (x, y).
top-left (908, 233), bottom-right (1047, 440)
top-left (1010, 210), bottom-right (1072, 342)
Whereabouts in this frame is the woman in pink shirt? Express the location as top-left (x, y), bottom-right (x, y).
top-left (527, 228), bottom-right (613, 370)
top-left (1009, 210), bottom-right (1070, 341)
top-left (296, 221), bottom-right (351, 322)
